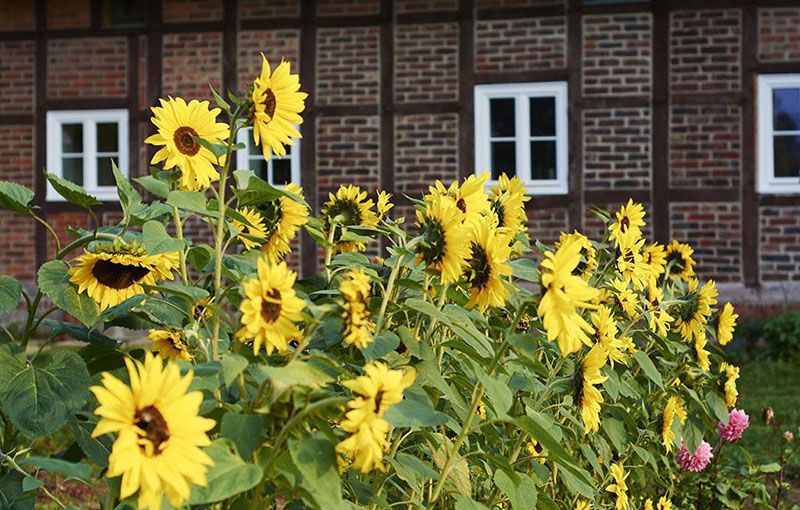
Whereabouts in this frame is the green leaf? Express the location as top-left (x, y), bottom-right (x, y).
top-left (494, 470), bottom-right (538, 510)
top-left (167, 190), bottom-right (219, 217)
top-left (758, 463), bottom-right (782, 473)
top-left (143, 282), bottom-right (208, 303)
top-left (133, 175), bottom-right (170, 199)
top-left (384, 387), bottom-right (448, 428)
top-left (20, 457), bottom-right (92, 481)
top-left (112, 161), bottom-right (142, 217)
top-left (70, 417), bottom-right (111, 468)
top-left (220, 353), bottom-right (249, 387)
top-left (37, 260), bottom-right (99, 327)
top-left (0, 346), bottom-right (90, 438)
top-left (288, 433), bottom-right (347, 510)
top-left (256, 360), bottom-right (333, 388)
top-left (0, 275), bottom-right (22, 314)
top-left (193, 136), bottom-right (228, 160)
top-left (454, 495), bottom-right (490, 510)
top-left (682, 416), bottom-right (704, 453)
top-left (707, 390), bottom-right (729, 425)
top-left (477, 369), bottom-right (513, 417)
top-left (188, 439), bottom-right (263, 504)
top-left (632, 351), bottom-right (664, 389)
top-left (360, 331), bottom-right (400, 361)
top-left (508, 258), bottom-right (539, 283)
top-left (387, 452), bottom-right (439, 493)
top-left (21, 477), bottom-right (43, 492)
top-left (142, 221), bottom-right (185, 255)
top-left (0, 180), bottom-right (35, 216)
top-left (187, 245), bottom-right (214, 272)
top-left (41, 319), bottom-right (120, 346)
top-left (45, 171), bottom-right (101, 209)
top-left (0, 471), bottom-right (34, 510)
top-left (603, 417), bottom-right (627, 453)
top-left (406, 299), bottom-right (493, 358)
top-left (233, 170), bottom-right (310, 210)
top-left (220, 413), bottom-right (262, 461)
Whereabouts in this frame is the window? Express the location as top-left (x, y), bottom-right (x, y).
top-left (103, 0), bottom-right (146, 26)
top-left (758, 75), bottom-right (800, 194)
top-left (236, 128), bottom-right (301, 187)
top-left (46, 109), bottom-right (129, 202)
top-left (474, 82), bottom-right (568, 195)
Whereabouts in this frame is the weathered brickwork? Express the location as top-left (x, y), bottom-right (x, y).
top-left (0, 0), bottom-right (35, 31)
top-left (0, 126), bottom-right (35, 284)
top-left (394, 113), bottom-right (458, 196)
top-left (317, 0), bottom-right (379, 16)
top-left (583, 14), bottom-right (651, 97)
top-left (475, 17), bottom-right (567, 72)
top-left (583, 107), bottom-right (651, 189)
top-left (240, 0), bottom-right (299, 18)
top-left (162, 32), bottom-right (222, 101)
top-left (316, 115), bottom-right (380, 204)
top-left (477, 0), bottom-right (564, 8)
top-left (47, 38), bottom-right (127, 99)
top-left (396, 0), bottom-right (457, 12)
top-left (760, 206), bottom-right (800, 283)
top-left (670, 104), bottom-right (741, 189)
top-left (670, 9), bottom-right (741, 93)
top-left (0, 41), bottom-right (35, 113)
top-left (758, 8), bottom-right (800, 62)
top-left (671, 202), bottom-right (742, 283)
top-left (527, 206), bottom-right (569, 251)
top-left (317, 27), bottom-right (380, 106)
top-left (47, 212), bottom-right (89, 260)
top-left (47, 0), bottom-right (89, 29)
top-left (394, 23), bottom-right (458, 103)
top-left (583, 201), bottom-right (653, 242)
top-left (163, 0), bottom-right (223, 22)
top-left (237, 29), bottom-right (300, 93)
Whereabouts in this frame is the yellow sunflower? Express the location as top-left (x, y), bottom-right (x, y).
top-left (147, 329), bottom-right (192, 361)
top-left (576, 344), bottom-right (607, 434)
top-left (376, 190), bottom-right (394, 221)
top-left (556, 231), bottom-right (597, 280)
top-left (720, 362), bottom-right (740, 407)
top-left (694, 334), bottom-right (711, 372)
top-left (464, 215), bottom-right (513, 312)
top-left (576, 501), bottom-right (592, 510)
top-left (605, 462), bottom-right (629, 510)
top-left (335, 413), bottom-right (391, 474)
top-left (428, 172), bottom-right (491, 228)
top-left (251, 55), bottom-right (307, 160)
top-left (642, 242), bottom-right (667, 281)
top-left (341, 362), bottom-right (416, 418)
top-left (657, 496), bottom-right (672, 510)
top-left (236, 258), bottom-right (305, 355)
top-left (475, 400), bottom-right (487, 420)
top-left (256, 182), bottom-right (309, 263)
top-left (234, 207), bottom-right (268, 250)
top-left (526, 439), bottom-right (547, 464)
top-left (616, 233), bottom-right (652, 291)
top-left (538, 236), bottom-right (602, 356)
top-left (665, 241), bottom-right (696, 281)
top-left (415, 195), bottom-right (471, 285)
top-left (69, 242), bottom-right (179, 311)
top-left (608, 199), bottom-right (646, 248)
top-left (661, 395), bottom-right (687, 453)
top-left (90, 353), bottom-right (215, 510)
top-left (646, 285), bottom-right (674, 338)
top-left (675, 279), bottom-right (718, 343)
top-left (145, 97), bottom-right (229, 191)
top-left (716, 302), bottom-right (738, 346)
top-left (591, 305), bottom-right (626, 367)
top-left (340, 268), bottom-right (375, 349)
top-left (322, 184), bottom-right (378, 254)
top-left (609, 278), bottom-right (639, 319)
top-left (489, 173), bottom-right (530, 237)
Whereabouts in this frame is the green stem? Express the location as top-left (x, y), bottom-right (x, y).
top-left (324, 223), bottom-right (337, 283)
top-left (172, 205), bottom-right (189, 286)
top-left (56, 232), bottom-right (119, 260)
top-left (20, 290), bottom-right (43, 350)
top-left (375, 254), bottom-right (403, 333)
top-left (33, 214), bottom-right (60, 255)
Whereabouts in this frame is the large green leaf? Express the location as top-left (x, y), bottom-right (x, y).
top-left (386, 453), bottom-right (439, 493)
top-left (142, 221), bottom-right (185, 255)
top-left (234, 170), bottom-right (309, 210)
top-left (256, 360), bottom-right (333, 388)
top-left (0, 471), bottom-right (34, 509)
top-left (167, 190), bottom-right (219, 217)
top-left (632, 351), bottom-right (664, 389)
top-left (70, 418), bottom-right (112, 468)
top-left (288, 433), bottom-right (346, 510)
top-left (45, 171), bottom-right (101, 209)
top-left (0, 345), bottom-right (90, 438)
top-left (360, 331), bottom-right (400, 360)
top-left (0, 275), bottom-right (22, 314)
top-left (20, 457), bottom-right (92, 481)
top-left (133, 175), bottom-right (170, 199)
top-left (454, 495), bottom-right (490, 510)
top-left (37, 260), bottom-right (99, 326)
top-left (220, 412), bottom-right (262, 461)
top-left (112, 161), bottom-right (141, 218)
top-left (41, 319), bottom-right (119, 346)
top-left (494, 470), bottom-right (538, 510)
top-left (0, 181), bottom-right (34, 216)
top-left (188, 439), bottom-right (263, 504)
top-left (384, 387), bottom-right (448, 428)
top-left (405, 299), bottom-right (493, 358)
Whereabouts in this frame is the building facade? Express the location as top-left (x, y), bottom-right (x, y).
top-left (1, 0), bottom-right (799, 307)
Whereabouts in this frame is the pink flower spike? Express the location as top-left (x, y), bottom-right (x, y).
top-left (676, 440), bottom-right (713, 472)
top-left (784, 431), bottom-right (794, 443)
top-left (718, 409), bottom-right (750, 442)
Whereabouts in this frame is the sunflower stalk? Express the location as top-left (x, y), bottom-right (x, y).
top-left (172, 205), bottom-right (189, 286)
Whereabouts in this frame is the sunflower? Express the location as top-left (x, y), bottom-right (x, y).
top-left (234, 207), bottom-right (268, 250)
top-left (69, 242), bottom-right (179, 311)
top-left (335, 413), bottom-right (391, 473)
top-left (538, 236), bottom-right (602, 356)
top-left (415, 195), bottom-right (471, 285)
top-left (646, 285), bottom-right (674, 338)
top-left (645, 500), bottom-right (654, 510)
top-left (591, 306), bottom-right (626, 367)
top-left (657, 496), bottom-right (672, 510)
top-left (608, 199), bottom-right (646, 248)
top-left (256, 182), bottom-right (309, 263)
top-left (145, 97), bottom-right (228, 191)
top-left (642, 242), bottom-right (667, 281)
top-left (526, 438), bottom-right (548, 464)
top-left (720, 362), bottom-right (740, 407)
top-left (716, 302), bottom-right (738, 346)
top-left (605, 462), bottom-right (629, 510)
top-left (575, 344), bottom-right (607, 434)
top-left (556, 231), bottom-right (597, 280)
top-left (376, 191), bottom-right (394, 221)
top-left (341, 362), bottom-right (416, 419)
top-left (464, 216), bottom-right (513, 311)
top-left (428, 172), bottom-right (491, 228)
top-left (675, 279), bottom-right (718, 343)
top-left (489, 173), bottom-right (530, 237)
top-left (609, 278), bottom-right (639, 319)
top-left (251, 55), bottom-right (307, 160)
top-left (236, 258), bottom-right (305, 355)
top-left (147, 329), bottom-right (192, 361)
top-left (340, 268), bottom-right (374, 349)
top-left (665, 241), bottom-right (696, 281)
top-left (576, 501), bottom-right (592, 510)
top-left (322, 184), bottom-right (379, 253)
top-left (90, 353), bottom-right (215, 510)
top-left (694, 334), bottom-right (711, 372)
top-left (476, 401), bottom-right (487, 420)
top-left (661, 395), bottom-right (687, 453)
top-left (616, 233), bottom-right (651, 291)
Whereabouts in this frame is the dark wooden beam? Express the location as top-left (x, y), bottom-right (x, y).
top-left (758, 194), bottom-right (800, 206)
top-left (477, 5), bottom-right (565, 20)
top-left (145, 0), bottom-right (163, 163)
top-left (222, 0), bottom-right (238, 96)
top-left (526, 195), bottom-right (571, 210)
top-left (396, 11), bottom-right (460, 25)
top-left (379, 0), bottom-right (394, 255)
top-left (582, 2), bottom-right (652, 15)
top-left (0, 114), bottom-right (34, 125)
top-left (162, 21), bottom-right (224, 33)
top-left (240, 18), bottom-right (302, 31)
top-left (741, 2), bottom-right (759, 288)
top-left (458, 0), bottom-right (475, 180)
top-left (578, 96), bottom-right (650, 109)
top-left (299, 0), bottom-right (318, 278)
top-left (474, 69), bottom-right (570, 85)
top-left (127, 34), bottom-right (139, 181)
top-left (651, 0), bottom-right (669, 244)
top-left (90, 0), bottom-right (102, 30)
top-left (44, 98), bottom-right (130, 110)
top-left (315, 104), bottom-right (378, 116)
top-left (317, 15), bottom-right (383, 28)
top-left (33, 0), bottom-right (47, 270)
top-left (566, 0), bottom-right (582, 230)
top-left (394, 102), bottom-right (460, 115)
top-left (755, 62), bottom-right (800, 75)
top-left (667, 188), bottom-right (741, 203)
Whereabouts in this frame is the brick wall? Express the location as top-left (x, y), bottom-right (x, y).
top-left (394, 22), bottom-right (458, 103)
top-left (394, 113), bottom-right (458, 196)
top-left (0, 41), bottom-right (35, 113)
top-left (316, 27), bottom-right (380, 106)
top-left (396, 0), bottom-right (457, 12)
top-left (527, 206), bottom-right (569, 250)
top-left (317, 0), bottom-right (379, 16)
top-left (46, 212), bottom-right (89, 260)
top-left (47, 0), bottom-right (89, 29)
top-left (0, 126), bottom-right (35, 285)
top-left (0, 0), bottom-right (35, 31)
top-left (316, 115), bottom-right (381, 201)
top-left (760, 206), bottom-right (800, 283)
top-left (583, 14), bottom-right (652, 97)
top-left (669, 104), bottom-right (741, 189)
top-left (162, 32), bottom-right (223, 101)
top-left (583, 107), bottom-right (651, 189)
top-left (758, 8), bottom-right (800, 62)
top-left (475, 17), bottom-right (567, 72)
top-left (237, 29), bottom-right (300, 93)
top-left (670, 202), bottom-right (742, 283)
top-left (163, 0), bottom-right (223, 23)
top-left (240, 0), bottom-right (299, 19)
top-left (47, 38), bottom-right (128, 98)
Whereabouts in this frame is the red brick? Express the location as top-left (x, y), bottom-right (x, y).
top-left (760, 206), bottom-right (800, 282)
top-left (583, 13), bottom-right (652, 97)
top-left (394, 22), bottom-right (458, 103)
top-left (0, 40), bottom-right (35, 113)
top-left (163, 0), bottom-right (223, 22)
top-left (0, 0), bottom-right (35, 31)
top-left (47, 0), bottom-right (89, 29)
top-left (240, 0), bottom-right (299, 18)
top-left (528, 206), bottom-right (569, 252)
top-left (317, 26), bottom-right (380, 106)
top-left (47, 212), bottom-right (90, 261)
top-left (758, 8), bottom-right (800, 62)
top-left (317, 0), bottom-right (379, 16)
top-left (671, 202), bottom-right (742, 283)
top-left (162, 32), bottom-right (223, 101)
top-left (394, 113), bottom-right (458, 196)
top-left (584, 107), bottom-right (651, 189)
top-left (237, 29), bottom-right (300, 94)
top-left (475, 17), bottom-right (567, 72)
top-left (47, 38), bottom-right (128, 99)
top-left (0, 126), bottom-right (35, 284)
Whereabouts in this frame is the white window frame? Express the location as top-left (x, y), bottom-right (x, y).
top-left (46, 109), bottom-right (129, 202)
top-left (757, 74), bottom-right (800, 194)
top-left (236, 127), bottom-right (301, 187)
top-left (474, 82), bottom-right (569, 195)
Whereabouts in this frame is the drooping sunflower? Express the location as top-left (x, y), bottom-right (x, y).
top-left (340, 268), bottom-right (375, 349)
top-left (341, 362), bottom-right (416, 419)
top-left (609, 278), bottom-right (639, 319)
top-left (234, 207), bottom-right (268, 250)
top-left (674, 278), bottom-right (718, 343)
top-left (576, 501), bottom-right (592, 510)
top-left (665, 241), bottom-right (696, 281)
top-left (661, 395), bottom-right (687, 453)
top-left (236, 258), bottom-right (305, 355)
top-left (608, 199), bottom-right (646, 248)
top-left (69, 241), bottom-right (179, 311)
top-left (538, 236), bottom-right (602, 356)
top-left (322, 184), bottom-right (379, 254)
top-left (464, 215), bottom-right (513, 312)
top-left (335, 413), bottom-right (391, 474)
top-left (575, 344), bottom-right (607, 434)
top-left (428, 172), bottom-right (491, 228)
top-left (489, 173), bottom-right (530, 237)
top-left (556, 231), bottom-right (597, 280)
top-left (256, 182), bottom-right (309, 263)
top-left (90, 353), bottom-right (215, 510)
top-left (415, 196), bottom-right (471, 285)
top-left (476, 401), bottom-right (487, 420)
top-left (251, 55), bottom-right (307, 160)
top-left (720, 362), bottom-right (740, 407)
top-left (642, 242), bottom-right (667, 281)
top-left (716, 302), bottom-right (738, 346)
top-left (646, 285), bottom-right (674, 338)
top-left (147, 329), bottom-right (192, 361)
top-left (591, 305), bottom-right (626, 367)
top-left (145, 97), bottom-right (229, 191)
top-left (694, 334), bottom-right (711, 372)
top-left (605, 462), bottom-right (629, 510)
top-left (376, 190), bottom-right (394, 221)
top-left (616, 233), bottom-right (652, 291)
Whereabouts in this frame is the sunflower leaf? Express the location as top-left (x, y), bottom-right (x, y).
top-left (167, 190), bottom-right (220, 218)
top-left (37, 260), bottom-right (100, 327)
top-left (188, 439), bottom-right (263, 504)
top-left (193, 136), bottom-right (228, 160)
top-left (133, 175), bottom-right (170, 199)
top-left (288, 433), bottom-right (347, 510)
top-left (142, 221), bottom-right (186, 255)
top-left (0, 180), bottom-right (35, 216)
top-left (632, 351), bottom-right (664, 389)
top-left (0, 275), bottom-right (22, 315)
top-left (44, 171), bottom-right (101, 209)
top-left (111, 161), bottom-right (142, 218)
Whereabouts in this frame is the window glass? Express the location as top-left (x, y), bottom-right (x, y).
top-left (490, 98), bottom-right (515, 137)
top-left (531, 141), bottom-right (556, 180)
top-left (529, 97), bottom-right (555, 137)
top-left (97, 157), bottom-right (117, 186)
top-left (491, 142), bottom-right (516, 180)
top-left (62, 158), bottom-right (84, 185)
top-left (773, 135), bottom-right (800, 178)
top-left (62, 124), bottom-right (83, 153)
top-left (97, 122), bottom-right (119, 152)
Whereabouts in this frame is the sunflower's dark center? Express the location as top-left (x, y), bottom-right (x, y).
top-left (574, 250), bottom-right (589, 276)
top-left (516, 314), bottom-right (531, 332)
top-left (418, 217), bottom-right (446, 264)
top-left (135, 405), bottom-right (170, 454)
top-left (620, 216), bottom-right (630, 232)
top-left (623, 249), bottom-right (635, 265)
top-left (261, 289), bottom-right (283, 323)
top-left (468, 243), bottom-right (491, 290)
top-left (91, 260), bottom-right (151, 289)
top-left (169, 334), bottom-right (188, 352)
top-left (678, 295), bottom-right (700, 322)
top-left (666, 252), bottom-right (685, 274)
top-left (532, 442), bottom-right (543, 454)
top-left (263, 89), bottom-right (277, 119)
top-left (374, 390), bottom-right (384, 413)
top-left (573, 366), bottom-right (586, 407)
top-left (173, 126), bottom-right (200, 156)
top-left (491, 199), bottom-right (506, 227)
top-left (258, 200), bottom-right (284, 241)
top-left (456, 197), bottom-right (467, 214)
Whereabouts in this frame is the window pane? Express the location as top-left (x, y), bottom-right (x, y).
top-left (97, 122), bottom-right (118, 152)
top-left (490, 98), bottom-right (515, 137)
top-left (62, 124), bottom-right (83, 153)
top-left (272, 158), bottom-right (292, 186)
top-left (774, 135), bottom-right (800, 178)
top-left (531, 141), bottom-right (556, 180)
top-left (62, 157), bottom-right (84, 185)
top-left (97, 157), bottom-right (117, 186)
top-left (529, 97), bottom-right (556, 136)
top-left (490, 141), bottom-right (516, 180)
top-left (773, 88), bottom-right (800, 132)
top-left (252, 159), bottom-right (268, 181)
top-left (248, 132), bottom-right (261, 156)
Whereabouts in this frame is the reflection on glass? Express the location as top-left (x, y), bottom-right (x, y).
top-left (97, 123), bottom-right (118, 152)
top-left (97, 157), bottom-right (117, 186)
top-left (490, 98), bottom-right (515, 137)
top-left (248, 132), bottom-right (261, 156)
top-left (774, 135), bottom-right (800, 178)
top-left (273, 159), bottom-right (292, 185)
top-left (62, 124), bottom-right (83, 153)
top-left (62, 157), bottom-right (83, 185)
top-left (491, 141), bottom-right (515, 180)
top-left (529, 97), bottom-right (556, 136)
top-left (773, 88), bottom-right (800, 132)
top-left (253, 159), bottom-right (268, 181)
top-left (531, 141), bottom-right (556, 180)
